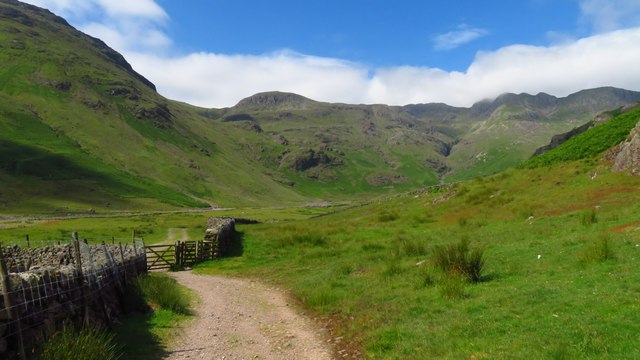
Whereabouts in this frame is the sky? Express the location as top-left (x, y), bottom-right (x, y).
top-left (21, 0), bottom-right (640, 108)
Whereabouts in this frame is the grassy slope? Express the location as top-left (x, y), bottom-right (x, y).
top-left (0, 2), bottom-right (309, 212)
top-left (187, 113), bottom-right (640, 358)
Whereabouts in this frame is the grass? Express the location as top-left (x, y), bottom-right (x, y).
top-left (188, 155), bottom-right (640, 359)
top-left (134, 273), bottom-right (192, 314)
top-left (37, 324), bottom-right (122, 360)
top-left (114, 272), bottom-right (194, 360)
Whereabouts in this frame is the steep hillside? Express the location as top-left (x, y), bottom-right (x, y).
top-left (0, 0), bottom-right (309, 213)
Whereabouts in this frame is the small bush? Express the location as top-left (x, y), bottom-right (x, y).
top-left (136, 274), bottom-right (191, 314)
top-left (432, 239), bottom-right (485, 283)
top-left (38, 324), bottom-right (122, 360)
top-left (580, 209), bottom-right (598, 226)
top-left (581, 235), bottom-right (615, 263)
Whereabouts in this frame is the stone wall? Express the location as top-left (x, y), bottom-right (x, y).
top-left (204, 217), bottom-right (236, 258)
top-left (0, 241), bottom-right (146, 359)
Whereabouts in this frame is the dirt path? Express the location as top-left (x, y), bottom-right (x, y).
top-left (167, 228), bottom-right (189, 244)
top-left (166, 271), bottom-right (334, 360)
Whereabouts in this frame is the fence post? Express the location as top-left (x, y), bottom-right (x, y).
top-left (25, 234), bottom-right (29, 248)
top-left (72, 232), bottom-right (89, 328)
top-left (174, 241), bottom-right (178, 268)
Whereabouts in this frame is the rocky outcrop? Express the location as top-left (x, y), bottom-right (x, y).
top-left (609, 121), bottom-right (640, 175)
top-left (280, 149), bottom-right (338, 172)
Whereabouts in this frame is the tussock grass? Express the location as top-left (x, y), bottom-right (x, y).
top-left (580, 209), bottom-right (599, 226)
top-left (38, 324), bottom-right (122, 360)
top-left (581, 235), bottom-right (615, 263)
top-left (432, 238), bottom-right (485, 283)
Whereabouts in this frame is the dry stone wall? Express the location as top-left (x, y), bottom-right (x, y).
top-left (204, 217), bottom-right (236, 258)
top-left (0, 240), bottom-right (146, 359)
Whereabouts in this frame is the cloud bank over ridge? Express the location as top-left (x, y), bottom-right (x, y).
top-left (23, 0), bottom-right (640, 108)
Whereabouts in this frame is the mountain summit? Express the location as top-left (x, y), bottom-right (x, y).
top-left (235, 91), bottom-right (318, 110)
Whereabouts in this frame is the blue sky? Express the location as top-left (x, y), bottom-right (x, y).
top-left (23, 0), bottom-right (640, 108)
top-left (156, 1), bottom-right (580, 70)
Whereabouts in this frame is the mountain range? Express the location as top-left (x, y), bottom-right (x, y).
top-left (1, 0), bottom-right (640, 213)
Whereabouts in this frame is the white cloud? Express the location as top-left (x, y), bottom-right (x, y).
top-left (22, 0), bottom-right (169, 53)
top-left (580, 0), bottom-right (640, 32)
top-left (93, 0), bottom-right (167, 19)
top-left (433, 25), bottom-right (489, 51)
top-left (20, 0), bottom-right (640, 108)
top-left (128, 28), bottom-right (640, 108)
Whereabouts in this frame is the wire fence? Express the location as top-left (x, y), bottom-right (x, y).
top-left (0, 232), bottom-right (147, 360)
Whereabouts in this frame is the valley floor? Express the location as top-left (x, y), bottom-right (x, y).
top-left (165, 271), bottom-right (333, 360)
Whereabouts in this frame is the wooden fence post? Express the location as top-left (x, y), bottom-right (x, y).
top-left (72, 232), bottom-right (90, 328)
top-left (0, 247), bottom-right (26, 360)
top-left (174, 241), bottom-right (180, 268)
top-left (25, 234), bottom-right (30, 248)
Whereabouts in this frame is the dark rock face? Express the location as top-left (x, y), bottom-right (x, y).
top-left (287, 149), bottom-right (333, 171)
top-left (134, 103), bottom-right (173, 129)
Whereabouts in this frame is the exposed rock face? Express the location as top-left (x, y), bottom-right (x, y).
top-left (280, 149), bottom-right (337, 172)
top-left (610, 121), bottom-right (640, 175)
top-left (134, 103), bottom-right (173, 129)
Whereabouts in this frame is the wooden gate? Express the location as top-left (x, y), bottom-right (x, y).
top-left (145, 244), bottom-right (175, 270)
top-left (146, 240), bottom-right (217, 270)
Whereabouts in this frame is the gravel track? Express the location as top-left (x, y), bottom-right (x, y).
top-left (166, 271), bottom-right (333, 360)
